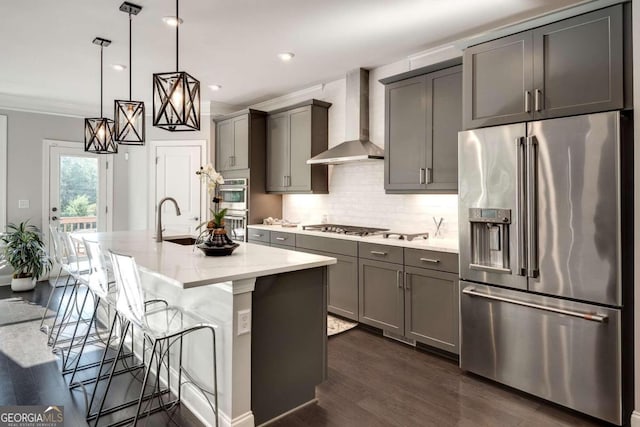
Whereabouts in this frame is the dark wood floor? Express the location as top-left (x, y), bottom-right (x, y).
top-left (1, 282), bottom-right (608, 427)
top-left (271, 327), bottom-right (608, 427)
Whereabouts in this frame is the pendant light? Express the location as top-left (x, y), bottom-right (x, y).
top-left (85, 37), bottom-right (117, 154)
top-left (152, 0), bottom-right (201, 131)
top-left (114, 2), bottom-right (145, 144)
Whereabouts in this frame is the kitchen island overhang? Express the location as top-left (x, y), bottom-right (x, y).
top-left (82, 231), bottom-right (337, 427)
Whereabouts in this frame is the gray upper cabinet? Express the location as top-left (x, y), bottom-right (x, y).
top-left (266, 112), bottom-right (289, 192)
top-left (532, 5), bottom-right (623, 120)
top-left (266, 100), bottom-right (331, 194)
top-left (383, 64), bottom-right (461, 194)
top-left (463, 32), bottom-right (534, 129)
top-left (214, 109), bottom-right (266, 172)
top-left (463, 4), bottom-right (624, 129)
top-left (385, 75), bottom-right (427, 191)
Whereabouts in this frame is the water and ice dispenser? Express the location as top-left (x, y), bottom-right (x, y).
top-left (468, 208), bottom-right (512, 274)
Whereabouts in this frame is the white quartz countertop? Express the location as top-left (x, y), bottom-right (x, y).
top-left (247, 224), bottom-right (459, 254)
top-left (82, 230), bottom-right (336, 289)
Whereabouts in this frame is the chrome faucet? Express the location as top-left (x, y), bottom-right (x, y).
top-left (156, 197), bottom-right (182, 242)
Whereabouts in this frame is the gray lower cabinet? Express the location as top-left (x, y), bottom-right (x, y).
top-left (248, 229), bottom-right (270, 246)
top-left (298, 248), bottom-right (358, 321)
top-left (404, 266), bottom-right (459, 353)
top-left (296, 235), bottom-right (359, 321)
top-left (463, 4), bottom-right (625, 129)
top-left (383, 65), bottom-right (461, 193)
top-left (358, 258), bottom-right (404, 334)
top-left (266, 100), bottom-right (331, 194)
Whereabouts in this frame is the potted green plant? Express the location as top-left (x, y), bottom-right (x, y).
top-left (1, 221), bottom-right (52, 291)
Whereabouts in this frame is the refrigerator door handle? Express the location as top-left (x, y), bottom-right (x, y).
top-left (516, 137), bottom-right (527, 276)
top-left (462, 287), bottom-right (608, 323)
top-left (526, 136), bottom-right (539, 278)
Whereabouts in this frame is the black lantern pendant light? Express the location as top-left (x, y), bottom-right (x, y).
top-left (85, 37), bottom-right (117, 154)
top-left (152, 0), bottom-right (200, 131)
top-left (114, 2), bottom-right (145, 144)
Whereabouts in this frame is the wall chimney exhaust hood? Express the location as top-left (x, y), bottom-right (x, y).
top-left (307, 68), bottom-right (384, 165)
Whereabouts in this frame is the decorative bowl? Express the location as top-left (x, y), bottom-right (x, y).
top-left (197, 242), bottom-right (240, 256)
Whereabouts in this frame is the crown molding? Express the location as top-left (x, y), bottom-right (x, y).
top-left (250, 84), bottom-right (324, 112)
top-left (0, 92), bottom-right (94, 118)
top-left (0, 92), bottom-right (211, 118)
top-left (408, 44), bottom-right (461, 69)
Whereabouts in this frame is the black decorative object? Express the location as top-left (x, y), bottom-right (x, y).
top-left (85, 37), bottom-right (117, 154)
top-left (197, 228), bottom-right (239, 256)
top-left (152, 0), bottom-right (200, 132)
top-left (114, 2), bottom-right (145, 144)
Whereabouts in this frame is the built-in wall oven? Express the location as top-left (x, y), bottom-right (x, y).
top-left (218, 178), bottom-right (248, 242)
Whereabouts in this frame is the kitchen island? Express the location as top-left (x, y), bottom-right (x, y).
top-left (82, 231), bottom-right (336, 427)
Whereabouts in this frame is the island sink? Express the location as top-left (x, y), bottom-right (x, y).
top-left (163, 236), bottom-right (196, 245)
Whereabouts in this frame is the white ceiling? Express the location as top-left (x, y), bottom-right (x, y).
top-left (0, 0), bottom-right (585, 115)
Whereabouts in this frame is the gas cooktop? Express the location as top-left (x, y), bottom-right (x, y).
top-left (302, 224), bottom-right (389, 237)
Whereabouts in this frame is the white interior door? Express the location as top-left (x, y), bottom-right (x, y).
top-left (152, 143), bottom-right (204, 235)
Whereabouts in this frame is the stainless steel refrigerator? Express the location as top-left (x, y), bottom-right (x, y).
top-left (458, 111), bottom-right (632, 425)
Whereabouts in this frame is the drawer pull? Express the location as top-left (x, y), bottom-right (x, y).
top-left (370, 250), bottom-right (387, 256)
top-left (419, 257), bottom-right (440, 264)
top-left (462, 287), bottom-right (608, 323)
top-left (252, 234), bottom-right (263, 238)
top-left (275, 237), bottom-right (287, 241)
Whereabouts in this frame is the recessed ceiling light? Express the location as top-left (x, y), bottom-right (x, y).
top-left (278, 52), bottom-right (295, 62)
top-left (162, 16), bottom-right (183, 26)
top-left (209, 84), bottom-right (222, 91)
top-left (111, 64), bottom-right (126, 71)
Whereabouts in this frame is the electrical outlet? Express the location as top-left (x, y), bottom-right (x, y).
top-left (18, 200), bottom-right (29, 209)
top-left (237, 309), bottom-right (251, 336)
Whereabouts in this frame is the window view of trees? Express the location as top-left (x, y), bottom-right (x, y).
top-left (60, 156), bottom-right (98, 217)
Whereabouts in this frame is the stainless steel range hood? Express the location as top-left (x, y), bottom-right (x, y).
top-left (307, 68), bottom-right (384, 165)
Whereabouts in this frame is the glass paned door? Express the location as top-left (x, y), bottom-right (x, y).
top-left (48, 144), bottom-right (110, 238)
top-left (57, 155), bottom-right (99, 232)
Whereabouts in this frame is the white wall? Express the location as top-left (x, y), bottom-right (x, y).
top-left (124, 115), bottom-right (211, 230)
top-left (250, 48), bottom-right (461, 239)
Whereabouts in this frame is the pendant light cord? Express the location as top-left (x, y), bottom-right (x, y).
top-left (100, 45), bottom-right (103, 117)
top-left (176, 0), bottom-right (179, 72)
top-left (129, 13), bottom-right (132, 101)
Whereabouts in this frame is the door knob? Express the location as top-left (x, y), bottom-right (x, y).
top-left (193, 217), bottom-right (199, 221)
top-left (51, 216), bottom-right (59, 221)
top-left (51, 207), bottom-right (58, 212)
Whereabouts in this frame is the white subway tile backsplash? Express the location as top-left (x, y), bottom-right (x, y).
top-left (279, 59), bottom-right (459, 240)
top-left (283, 162), bottom-right (459, 239)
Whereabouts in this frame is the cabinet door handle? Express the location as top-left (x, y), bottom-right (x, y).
top-left (252, 234), bottom-right (263, 238)
top-left (282, 176), bottom-right (287, 187)
top-left (524, 90), bottom-right (531, 113)
top-left (370, 250), bottom-right (387, 256)
top-left (404, 271), bottom-right (410, 290)
top-left (419, 168), bottom-right (425, 184)
top-left (426, 168), bottom-right (433, 184)
top-left (534, 89), bottom-right (542, 112)
top-left (275, 237), bottom-right (286, 241)
top-left (396, 270), bottom-right (402, 289)
top-left (419, 257), bottom-right (440, 264)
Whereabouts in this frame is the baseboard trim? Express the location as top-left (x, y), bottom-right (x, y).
top-left (631, 410), bottom-right (640, 427)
